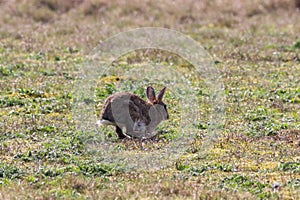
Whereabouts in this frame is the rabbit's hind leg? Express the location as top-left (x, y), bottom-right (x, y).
top-left (116, 126), bottom-right (127, 139)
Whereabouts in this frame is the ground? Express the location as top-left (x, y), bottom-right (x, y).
top-left (0, 0), bottom-right (300, 199)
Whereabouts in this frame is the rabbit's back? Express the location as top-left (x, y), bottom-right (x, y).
top-left (100, 92), bottom-right (150, 126)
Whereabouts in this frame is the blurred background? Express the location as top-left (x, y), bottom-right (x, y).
top-left (0, 0), bottom-right (299, 53)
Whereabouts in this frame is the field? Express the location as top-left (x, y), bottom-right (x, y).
top-left (0, 0), bottom-right (300, 199)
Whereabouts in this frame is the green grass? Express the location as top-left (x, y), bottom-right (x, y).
top-left (0, 0), bottom-right (300, 199)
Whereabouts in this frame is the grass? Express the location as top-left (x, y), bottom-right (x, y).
top-left (0, 0), bottom-right (300, 199)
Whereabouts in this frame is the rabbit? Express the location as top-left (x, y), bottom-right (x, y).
top-left (98, 86), bottom-right (169, 139)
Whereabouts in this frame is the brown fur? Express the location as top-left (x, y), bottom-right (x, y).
top-left (100, 86), bottom-right (168, 139)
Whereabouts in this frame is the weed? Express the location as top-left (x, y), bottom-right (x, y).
top-left (278, 162), bottom-right (300, 173)
top-left (221, 174), bottom-right (268, 194)
top-left (288, 178), bottom-right (300, 189)
top-left (0, 163), bottom-right (24, 180)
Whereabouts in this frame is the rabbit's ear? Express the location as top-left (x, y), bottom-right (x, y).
top-left (147, 86), bottom-right (156, 103)
top-left (157, 87), bottom-right (166, 102)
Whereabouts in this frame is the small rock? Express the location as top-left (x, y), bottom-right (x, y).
top-left (273, 182), bottom-right (280, 189)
